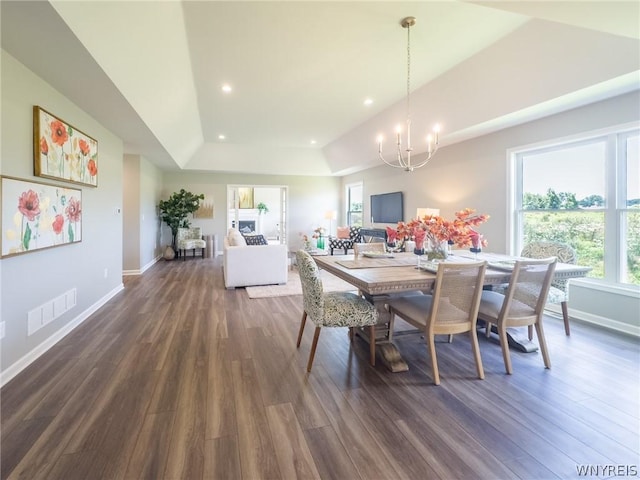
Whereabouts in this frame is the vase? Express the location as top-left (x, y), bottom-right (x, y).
top-left (317, 235), bottom-right (325, 250)
top-left (414, 247), bottom-right (425, 269)
top-left (426, 239), bottom-right (449, 261)
top-left (163, 245), bottom-right (176, 260)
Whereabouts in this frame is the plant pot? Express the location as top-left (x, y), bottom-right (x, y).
top-left (163, 245), bottom-right (176, 260)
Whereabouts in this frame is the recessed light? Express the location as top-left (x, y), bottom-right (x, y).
top-left (221, 84), bottom-right (232, 93)
top-left (218, 134), bottom-right (226, 140)
top-left (364, 98), bottom-right (373, 106)
top-left (310, 139), bottom-right (317, 145)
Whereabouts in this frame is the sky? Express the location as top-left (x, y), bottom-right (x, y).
top-left (523, 134), bottom-right (639, 201)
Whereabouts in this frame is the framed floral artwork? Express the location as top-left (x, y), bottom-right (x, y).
top-left (33, 105), bottom-right (98, 187)
top-left (1, 176), bottom-right (82, 258)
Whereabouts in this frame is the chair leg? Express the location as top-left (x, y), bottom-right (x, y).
top-left (528, 325), bottom-right (533, 341)
top-left (497, 322), bottom-right (512, 375)
top-left (369, 325), bottom-right (376, 366)
top-left (307, 327), bottom-right (321, 372)
top-left (348, 327), bottom-right (355, 342)
top-left (330, 248), bottom-right (334, 255)
top-left (561, 301), bottom-right (570, 336)
top-left (485, 321), bottom-right (492, 338)
top-left (427, 334), bottom-right (440, 385)
top-left (535, 321), bottom-right (551, 369)
top-left (183, 249), bottom-right (186, 261)
top-left (296, 312), bottom-right (307, 348)
top-left (470, 330), bottom-right (485, 380)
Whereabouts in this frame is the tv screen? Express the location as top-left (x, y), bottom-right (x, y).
top-left (370, 191), bottom-right (403, 224)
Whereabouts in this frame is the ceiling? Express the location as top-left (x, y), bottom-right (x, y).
top-left (2, 1), bottom-right (639, 176)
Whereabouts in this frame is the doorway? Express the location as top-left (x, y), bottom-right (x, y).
top-left (227, 185), bottom-right (287, 244)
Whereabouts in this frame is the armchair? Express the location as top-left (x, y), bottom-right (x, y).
top-left (328, 226), bottom-right (361, 255)
top-left (177, 227), bottom-right (206, 260)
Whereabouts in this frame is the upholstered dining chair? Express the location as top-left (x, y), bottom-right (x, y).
top-left (478, 257), bottom-right (557, 374)
top-left (295, 250), bottom-right (379, 372)
top-left (387, 261), bottom-right (487, 385)
top-left (177, 226), bottom-right (206, 260)
top-left (522, 241), bottom-right (576, 336)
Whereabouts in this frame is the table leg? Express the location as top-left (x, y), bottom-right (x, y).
top-left (356, 294), bottom-right (409, 372)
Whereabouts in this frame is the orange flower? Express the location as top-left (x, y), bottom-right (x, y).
top-left (394, 208), bottom-right (490, 249)
top-left (50, 120), bottom-right (68, 147)
top-left (87, 159), bottom-right (98, 177)
top-left (79, 139), bottom-right (90, 156)
top-left (40, 137), bottom-right (48, 155)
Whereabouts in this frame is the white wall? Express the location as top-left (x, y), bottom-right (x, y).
top-left (342, 91), bottom-right (640, 333)
top-left (161, 172), bottom-right (341, 252)
top-left (123, 154), bottom-right (163, 273)
top-left (1, 51), bottom-right (124, 382)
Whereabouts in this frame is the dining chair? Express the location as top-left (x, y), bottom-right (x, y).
top-left (295, 250), bottom-right (379, 372)
top-left (353, 241), bottom-right (386, 258)
top-left (521, 241), bottom-right (576, 335)
top-left (387, 261), bottom-right (487, 385)
top-left (478, 257), bottom-right (557, 374)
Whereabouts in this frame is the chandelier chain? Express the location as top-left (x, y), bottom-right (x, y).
top-left (406, 22), bottom-right (411, 123)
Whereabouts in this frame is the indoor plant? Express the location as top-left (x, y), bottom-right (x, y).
top-left (257, 202), bottom-right (269, 215)
top-left (158, 189), bottom-right (204, 256)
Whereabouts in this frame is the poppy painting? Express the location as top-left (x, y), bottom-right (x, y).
top-left (33, 106), bottom-right (98, 187)
top-left (1, 176), bottom-right (82, 258)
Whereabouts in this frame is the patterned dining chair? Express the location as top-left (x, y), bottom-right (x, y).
top-left (328, 226), bottom-right (361, 255)
top-left (521, 241), bottom-right (576, 335)
top-left (295, 250), bottom-right (379, 372)
top-left (387, 261), bottom-right (487, 385)
top-left (478, 257), bottom-right (557, 374)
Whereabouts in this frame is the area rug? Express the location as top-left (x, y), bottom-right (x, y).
top-left (245, 269), bottom-right (356, 299)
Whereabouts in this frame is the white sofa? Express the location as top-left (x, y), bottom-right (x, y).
top-left (223, 234), bottom-right (288, 289)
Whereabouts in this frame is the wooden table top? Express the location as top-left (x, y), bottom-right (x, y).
top-left (313, 251), bottom-right (591, 296)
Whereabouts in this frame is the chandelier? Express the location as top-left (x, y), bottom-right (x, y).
top-left (378, 17), bottom-right (440, 172)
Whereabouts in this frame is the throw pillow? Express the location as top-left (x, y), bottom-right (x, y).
top-left (228, 229), bottom-right (247, 246)
top-left (336, 226), bottom-right (350, 239)
top-left (243, 234), bottom-right (268, 246)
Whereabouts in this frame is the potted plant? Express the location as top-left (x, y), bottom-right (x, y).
top-left (158, 189), bottom-right (204, 257)
top-left (257, 202), bottom-right (269, 215)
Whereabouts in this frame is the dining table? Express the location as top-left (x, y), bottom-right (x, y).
top-left (312, 250), bottom-right (592, 372)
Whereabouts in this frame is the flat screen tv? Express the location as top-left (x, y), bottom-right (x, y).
top-left (370, 191), bottom-right (403, 224)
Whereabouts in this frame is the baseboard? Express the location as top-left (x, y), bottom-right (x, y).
top-left (0, 283), bottom-right (125, 387)
top-left (123, 255), bottom-right (161, 276)
top-left (545, 304), bottom-right (639, 337)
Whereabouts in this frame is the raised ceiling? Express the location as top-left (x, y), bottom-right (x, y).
top-left (2, 1), bottom-right (639, 176)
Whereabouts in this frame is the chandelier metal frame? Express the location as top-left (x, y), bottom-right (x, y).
top-left (378, 16), bottom-right (440, 172)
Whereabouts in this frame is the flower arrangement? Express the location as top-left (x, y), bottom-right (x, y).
top-left (393, 208), bottom-right (489, 259)
top-left (313, 226), bottom-right (326, 238)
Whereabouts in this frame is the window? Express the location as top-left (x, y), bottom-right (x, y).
top-left (511, 125), bottom-right (640, 286)
top-left (346, 182), bottom-right (363, 227)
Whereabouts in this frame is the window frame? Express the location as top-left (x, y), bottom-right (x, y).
top-left (508, 122), bottom-right (639, 287)
top-left (345, 181), bottom-right (363, 227)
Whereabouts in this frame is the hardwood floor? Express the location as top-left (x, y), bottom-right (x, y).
top-left (2, 257), bottom-right (638, 479)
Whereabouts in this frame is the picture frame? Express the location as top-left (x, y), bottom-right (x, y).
top-left (238, 187), bottom-right (254, 209)
top-left (194, 194), bottom-right (214, 219)
top-left (33, 105), bottom-right (98, 187)
top-left (1, 175), bottom-right (83, 258)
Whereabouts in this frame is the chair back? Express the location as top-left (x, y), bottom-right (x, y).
top-left (500, 257), bottom-right (557, 323)
top-left (429, 261), bottom-right (486, 333)
top-left (296, 250), bottom-right (324, 322)
top-left (349, 226), bottom-right (361, 241)
top-left (177, 226), bottom-right (201, 242)
top-left (521, 241), bottom-right (575, 291)
top-left (353, 242), bottom-right (385, 258)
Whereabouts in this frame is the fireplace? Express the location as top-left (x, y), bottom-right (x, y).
top-left (232, 220), bottom-right (256, 233)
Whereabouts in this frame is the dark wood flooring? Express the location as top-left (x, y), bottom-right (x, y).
top-left (2, 257), bottom-right (639, 479)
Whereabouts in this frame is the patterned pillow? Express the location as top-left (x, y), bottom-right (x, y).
top-left (243, 234), bottom-right (268, 246)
